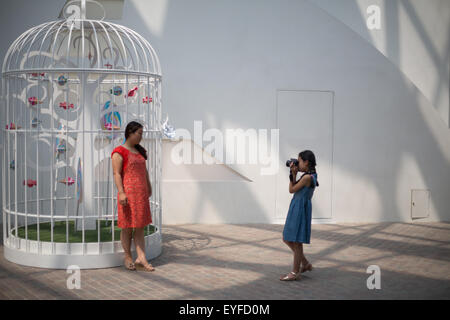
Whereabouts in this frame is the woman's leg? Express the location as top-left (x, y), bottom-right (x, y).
top-left (133, 227), bottom-right (146, 263)
top-left (133, 227), bottom-right (155, 271)
top-left (283, 239), bottom-right (301, 269)
top-left (292, 243), bottom-right (303, 273)
top-left (298, 243), bottom-right (309, 266)
top-left (284, 239), bottom-right (310, 266)
top-left (120, 228), bottom-right (134, 261)
top-left (280, 239), bottom-right (301, 279)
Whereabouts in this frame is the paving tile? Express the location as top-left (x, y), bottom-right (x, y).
top-left (0, 223), bottom-right (449, 299)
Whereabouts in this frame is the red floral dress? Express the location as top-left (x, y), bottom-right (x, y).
top-left (111, 145), bottom-right (152, 228)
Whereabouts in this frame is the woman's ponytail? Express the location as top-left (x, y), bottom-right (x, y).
top-left (134, 143), bottom-right (147, 160)
top-left (299, 150), bottom-right (319, 187)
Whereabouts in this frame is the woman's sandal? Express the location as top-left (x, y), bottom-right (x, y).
top-left (124, 258), bottom-right (136, 271)
top-left (280, 271), bottom-right (301, 281)
top-left (134, 262), bottom-right (155, 272)
top-left (301, 263), bottom-right (313, 273)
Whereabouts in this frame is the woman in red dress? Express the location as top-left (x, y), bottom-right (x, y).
top-left (111, 121), bottom-right (155, 272)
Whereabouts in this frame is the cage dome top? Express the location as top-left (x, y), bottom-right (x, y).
top-left (2, 0), bottom-right (161, 77)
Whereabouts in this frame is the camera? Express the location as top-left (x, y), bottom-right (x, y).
top-left (286, 158), bottom-right (299, 183)
top-left (286, 158), bottom-right (299, 168)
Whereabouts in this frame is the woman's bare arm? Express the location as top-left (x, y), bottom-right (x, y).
top-left (146, 167), bottom-right (152, 197)
top-left (289, 174), bottom-right (311, 194)
top-left (112, 153), bottom-right (125, 193)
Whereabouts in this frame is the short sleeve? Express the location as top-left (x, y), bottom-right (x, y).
top-left (111, 146), bottom-right (128, 173)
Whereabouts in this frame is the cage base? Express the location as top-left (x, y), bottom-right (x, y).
top-left (3, 231), bottom-right (162, 269)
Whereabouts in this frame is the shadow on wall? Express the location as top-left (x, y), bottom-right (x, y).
top-left (0, 0), bottom-right (448, 225)
top-left (398, 0), bottom-right (450, 123)
top-left (121, 0), bottom-right (450, 223)
top-left (2, 3), bottom-right (449, 224)
top-left (313, 0), bottom-right (450, 125)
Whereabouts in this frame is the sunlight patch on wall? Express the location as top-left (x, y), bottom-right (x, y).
top-left (132, 0), bottom-right (169, 37)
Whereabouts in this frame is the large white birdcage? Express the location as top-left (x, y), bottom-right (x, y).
top-left (1, 1), bottom-right (163, 268)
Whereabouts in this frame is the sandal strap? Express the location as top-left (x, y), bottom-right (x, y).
top-left (281, 272), bottom-right (298, 280)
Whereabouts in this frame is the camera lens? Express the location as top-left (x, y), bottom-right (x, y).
top-left (286, 158), bottom-right (299, 167)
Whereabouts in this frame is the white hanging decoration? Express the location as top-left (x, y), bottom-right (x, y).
top-left (162, 113), bottom-right (176, 139)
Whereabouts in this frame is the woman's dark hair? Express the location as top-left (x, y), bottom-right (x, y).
top-left (299, 150), bottom-right (319, 186)
top-left (124, 121), bottom-right (147, 160)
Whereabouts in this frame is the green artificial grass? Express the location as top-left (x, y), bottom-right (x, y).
top-left (15, 220), bottom-right (156, 243)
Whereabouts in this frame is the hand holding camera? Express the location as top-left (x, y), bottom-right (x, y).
top-left (286, 158), bottom-right (299, 182)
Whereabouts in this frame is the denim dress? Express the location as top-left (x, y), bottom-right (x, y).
top-left (282, 173), bottom-right (318, 244)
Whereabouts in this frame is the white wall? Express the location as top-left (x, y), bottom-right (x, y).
top-left (312, 0), bottom-right (450, 127)
top-left (1, 0), bottom-right (449, 225)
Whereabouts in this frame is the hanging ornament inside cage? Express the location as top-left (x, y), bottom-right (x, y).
top-left (56, 143), bottom-right (67, 153)
top-left (109, 86), bottom-right (122, 96)
top-left (126, 86), bottom-right (138, 98)
top-left (57, 75), bottom-right (68, 86)
top-left (28, 96), bottom-right (43, 106)
top-left (101, 112), bottom-right (121, 130)
top-left (59, 177), bottom-right (76, 186)
top-left (142, 96), bottom-right (153, 103)
top-left (103, 103), bottom-right (121, 140)
top-left (9, 160), bottom-right (15, 170)
top-left (103, 100), bottom-right (118, 110)
top-left (5, 122), bottom-right (22, 130)
top-left (23, 179), bottom-right (37, 187)
top-left (101, 100), bottom-right (122, 132)
top-left (101, 109), bottom-right (122, 142)
top-left (29, 72), bottom-right (45, 80)
top-left (59, 102), bottom-right (74, 110)
top-left (55, 137), bottom-right (67, 161)
top-left (31, 117), bottom-right (42, 128)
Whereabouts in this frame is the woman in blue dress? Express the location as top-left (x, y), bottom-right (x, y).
top-left (280, 150), bottom-right (319, 281)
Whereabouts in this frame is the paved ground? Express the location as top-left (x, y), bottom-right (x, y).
top-left (0, 222), bottom-right (449, 300)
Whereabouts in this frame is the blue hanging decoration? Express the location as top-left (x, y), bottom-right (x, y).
top-left (31, 117), bottom-right (41, 128)
top-left (57, 75), bottom-right (67, 86)
top-left (55, 124), bottom-right (67, 161)
top-left (109, 86), bottom-right (122, 96)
